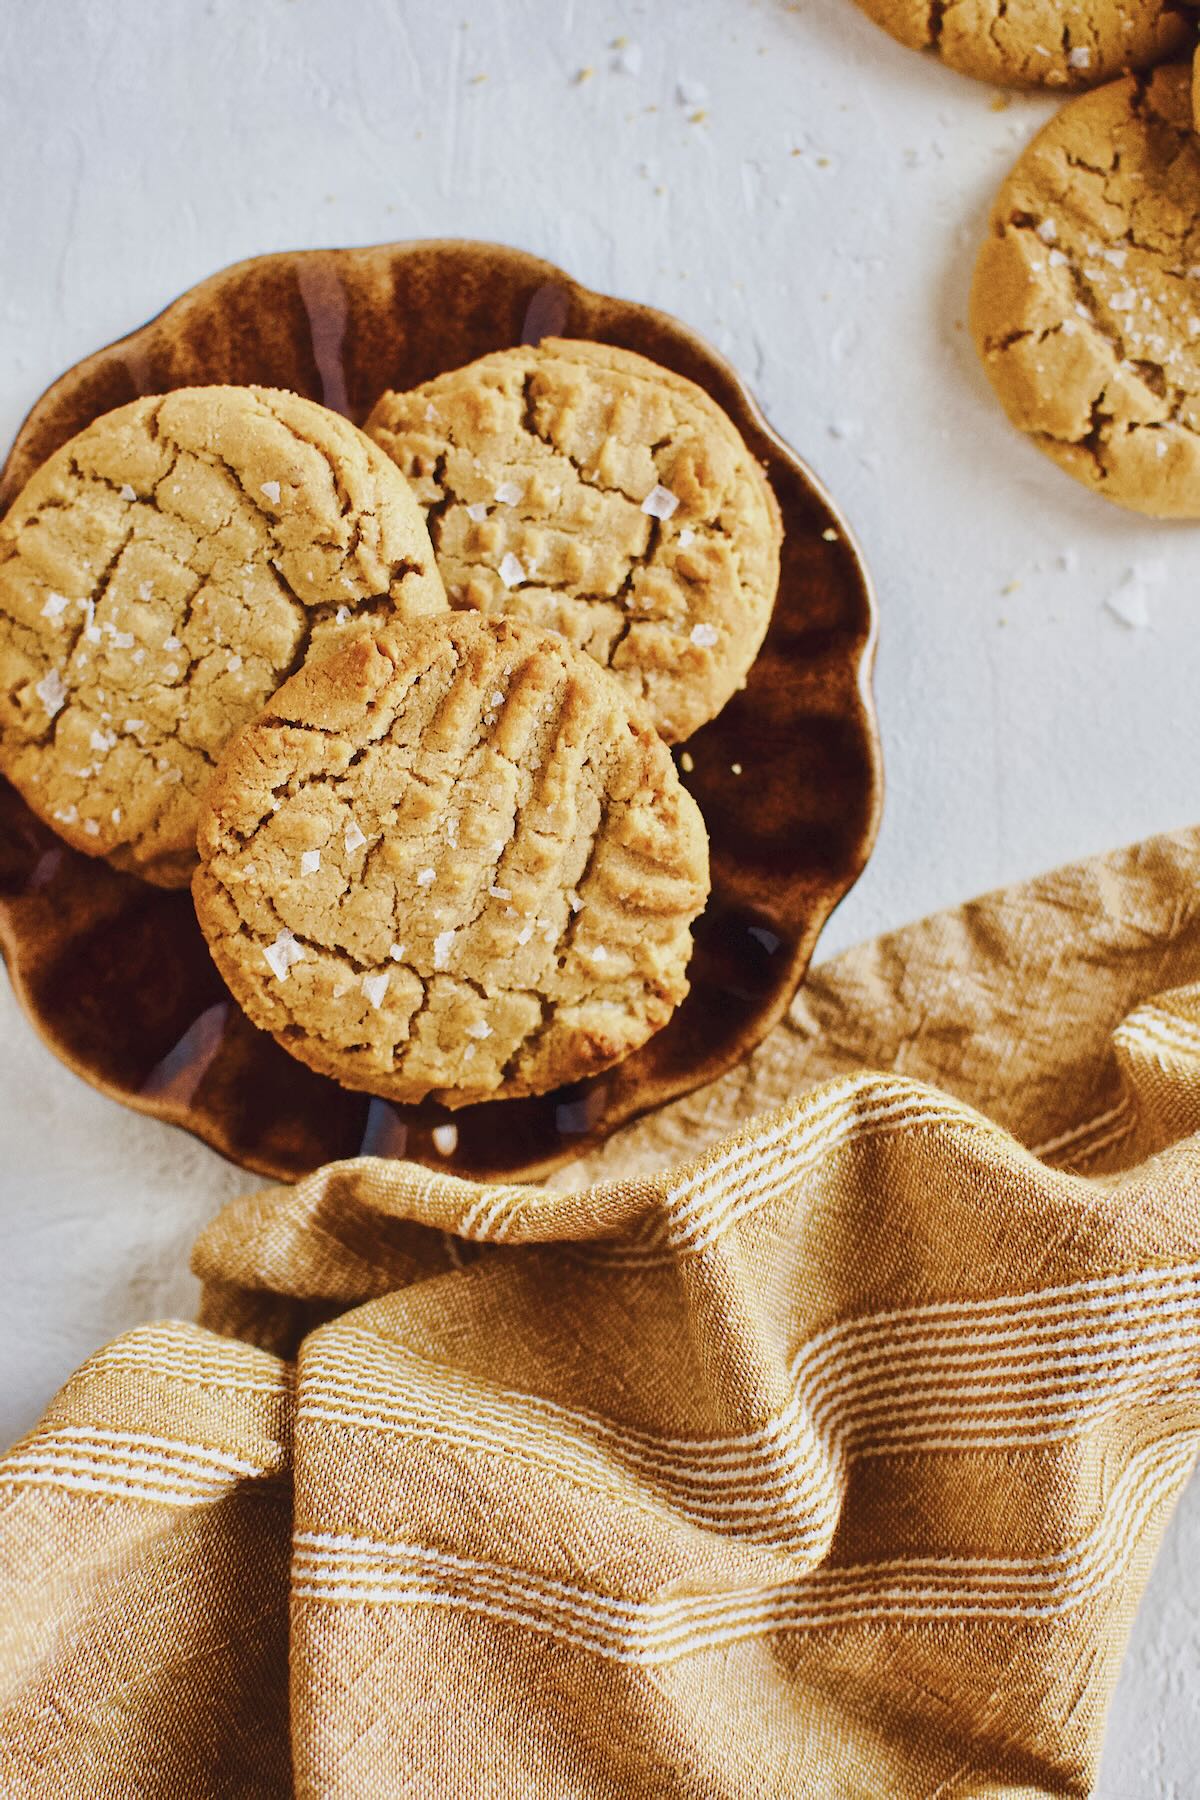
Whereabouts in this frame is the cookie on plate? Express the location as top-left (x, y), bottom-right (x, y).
top-left (851, 0), bottom-right (1192, 89)
top-left (366, 338), bottom-right (782, 744)
top-left (0, 386), bottom-right (446, 885)
top-left (970, 66), bottom-right (1200, 517)
top-left (193, 613), bottom-right (710, 1109)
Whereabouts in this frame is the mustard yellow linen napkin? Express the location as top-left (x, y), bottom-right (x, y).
top-left (3, 826), bottom-right (1199, 1798)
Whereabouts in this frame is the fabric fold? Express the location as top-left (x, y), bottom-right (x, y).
top-left (2, 826), bottom-right (1200, 1796)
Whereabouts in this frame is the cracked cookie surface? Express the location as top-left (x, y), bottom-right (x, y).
top-left (971, 65), bottom-right (1200, 516)
top-left (853, 0), bottom-right (1193, 89)
top-left (0, 386), bottom-right (447, 885)
top-left (192, 613), bottom-right (710, 1109)
top-left (366, 338), bottom-right (781, 745)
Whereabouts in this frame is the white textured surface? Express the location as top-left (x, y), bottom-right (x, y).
top-left (1, 3), bottom-right (1196, 1789)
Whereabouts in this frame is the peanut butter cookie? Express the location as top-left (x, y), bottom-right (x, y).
top-left (0, 386), bottom-right (446, 885)
top-left (852, 0), bottom-right (1193, 89)
top-left (971, 66), bottom-right (1200, 517)
top-left (366, 339), bottom-right (781, 744)
top-left (192, 614), bottom-right (710, 1108)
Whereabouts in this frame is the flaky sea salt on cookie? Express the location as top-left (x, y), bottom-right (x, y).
top-left (852, 0), bottom-right (1191, 90)
top-left (192, 613), bottom-right (710, 1108)
top-left (971, 66), bottom-right (1200, 518)
top-left (366, 338), bottom-right (781, 743)
top-left (0, 386), bottom-right (446, 885)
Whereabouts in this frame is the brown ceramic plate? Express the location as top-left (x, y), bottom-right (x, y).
top-left (0, 240), bottom-right (881, 1183)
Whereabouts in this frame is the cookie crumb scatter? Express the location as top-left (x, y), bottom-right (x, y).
top-left (821, 527), bottom-right (839, 542)
top-left (433, 929), bottom-right (456, 970)
top-left (362, 971), bottom-right (390, 1008)
top-left (344, 820), bottom-right (368, 854)
top-left (680, 750), bottom-right (695, 773)
top-left (300, 849), bottom-right (321, 875)
top-left (690, 622), bottom-right (719, 648)
top-left (432, 1123), bottom-right (458, 1156)
top-left (574, 65), bottom-right (595, 85)
top-left (263, 928), bottom-right (305, 981)
top-left (498, 551), bottom-right (526, 589)
top-left (259, 480), bottom-right (281, 505)
top-left (731, 762), bottom-right (743, 775)
top-left (641, 483), bottom-right (679, 520)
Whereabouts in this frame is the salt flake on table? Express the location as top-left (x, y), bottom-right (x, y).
top-left (691, 622), bottom-right (719, 648)
top-left (612, 41), bottom-right (643, 75)
top-left (263, 929), bottom-right (305, 981)
top-left (35, 669), bottom-right (67, 717)
top-left (498, 552), bottom-right (526, 588)
top-left (1105, 563), bottom-right (1163, 630)
top-left (641, 484), bottom-right (679, 521)
top-left (676, 76), bottom-right (708, 106)
top-left (362, 971), bottom-right (390, 1009)
top-left (300, 849), bottom-right (321, 875)
top-left (260, 481), bottom-right (282, 504)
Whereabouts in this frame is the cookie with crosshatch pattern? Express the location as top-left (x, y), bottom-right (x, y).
top-left (0, 385), bottom-right (445, 885)
top-left (192, 612), bottom-right (710, 1107)
top-left (366, 337), bottom-right (781, 744)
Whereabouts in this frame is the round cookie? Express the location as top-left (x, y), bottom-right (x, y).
top-left (193, 614), bottom-right (710, 1109)
top-left (0, 386), bottom-right (446, 885)
top-left (365, 338), bottom-right (782, 745)
top-left (852, 0), bottom-right (1193, 89)
top-left (970, 66), bottom-right (1200, 517)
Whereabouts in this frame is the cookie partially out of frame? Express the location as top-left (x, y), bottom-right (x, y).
top-left (366, 338), bottom-right (782, 744)
top-left (193, 613), bottom-right (710, 1109)
top-left (0, 386), bottom-right (446, 885)
top-left (852, 0), bottom-right (1192, 90)
top-left (971, 66), bottom-right (1200, 517)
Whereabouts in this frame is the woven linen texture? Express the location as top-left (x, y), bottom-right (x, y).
top-left (2, 827), bottom-right (1199, 1797)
